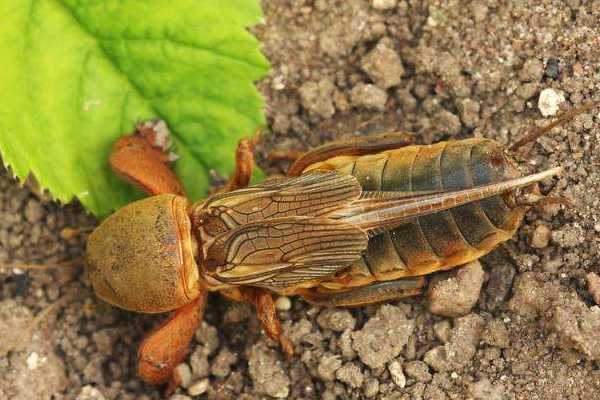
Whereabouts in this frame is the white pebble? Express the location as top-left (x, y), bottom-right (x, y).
top-left (275, 296), bottom-right (292, 311)
top-left (175, 363), bottom-right (192, 388)
top-left (188, 378), bottom-right (210, 396)
top-left (538, 88), bottom-right (565, 117)
top-left (372, 0), bottom-right (397, 10)
top-left (26, 352), bottom-right (39, 370)
top-left (388, 360), bottom-right (406, 388)
top-left (77, 385), bottom-right (107, 400)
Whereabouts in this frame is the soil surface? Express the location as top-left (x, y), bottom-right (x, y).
top-left (2, 1), bottom-right (600, 399)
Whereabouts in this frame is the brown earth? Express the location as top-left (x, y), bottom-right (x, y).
top-left (1, 1), bottom-right (600, 399)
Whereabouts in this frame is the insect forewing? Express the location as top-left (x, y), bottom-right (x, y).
top-left (200, 171), bottom-right (362, 231)
top-left (202, 216), bottom-right (368, 288)
top-left (336, 167), bottom-right (562, 235)
top-left (197, 171), bottom-right (368, 288)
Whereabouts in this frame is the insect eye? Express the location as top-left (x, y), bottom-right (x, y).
top-left (195, 211), bottom-right (228, 236)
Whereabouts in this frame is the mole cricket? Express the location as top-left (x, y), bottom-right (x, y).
top-left (84, 101), bottom-right (596, 392)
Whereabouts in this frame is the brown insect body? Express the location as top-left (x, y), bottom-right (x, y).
top-left (302, 138), bottom-right (528, 292)
top-left (187, 137), bottom-right (558, 303)
top-left (85, 124), bottom-right (567, 389)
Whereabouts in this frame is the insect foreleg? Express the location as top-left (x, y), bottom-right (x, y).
top-left (110, 120), bottom-right (185, 196)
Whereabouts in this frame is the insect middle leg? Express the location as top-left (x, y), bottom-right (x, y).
top-left (238, 287), bottom-right (294, 357)
top-left (299, 277), bottom-right (427, 307)
top-left (226, 135), bottom-right (257, 191)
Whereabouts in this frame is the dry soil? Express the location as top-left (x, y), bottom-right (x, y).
top-left (1, 1), bottom-right (600, 400)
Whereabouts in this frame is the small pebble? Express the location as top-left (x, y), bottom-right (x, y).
top-left (371, 0), bottom-right (397, 10)
top-left (433, 109), bottom-right (461, 135)
top-left (428, 261), bottom-right (484, 317)
top-left (520, 59), bottom-right (544, 82)
top-left (363, 377), bottom-right (380, 398)
top-left (433, 320), bottom-right (451, 343)
top-left (211, 347), bottom-right (237, 378)
top-left (169, 395), bottom-right (192, 400)
top-left (424, 314), bottom-right (485, 372)
top-left (388, 359), bottom-right (406, 388)
top-left (195, 322), bottom-right (219, 355)
top-left (350, 83), bottom-right (388, 111)
top-left (587, 272), bottom-right (600, 305)
top-left (545, 58), bottom-right (559, 79)
top-left (175, 363), bottom-right (192, 388)
top-left (572, 62), bottom-right (584, 76)
top-left (403, 360), bottom-right (432, 382)
top-left (352, 305), bottom-right (414, 368)
top-left (318, 353), bottom-right (342, 381)
top-left (335, 362), bottom-right (364, 388)
top-left (189, 347), bottom-right (210, 379)
top-left (531, 225), bottom-right (551, 248)
top-left (188, 378), bottom-right (210, 396)
top-left (299, 78), bottom-right (336, 119)
top-left (275, 296), bottom-right (292, 311)
top-left (76, 386), bottom-right (107, 400)
top-left (317, 308), bottom-right (356, 332)
top-left (360, 40), bottom-right (404, 89)
top-left (538, 88), bottom-right (565, 116)
top-left (456, 98), bottom-right (481, 128)
top-left (248, 342), bottom-right (290, 398)
top-left (26, 352), bottom-right (40, 370)
top-left (469, 378), bottom-right (505, 400)
top-left (482, 320), bottom-right (510, 348)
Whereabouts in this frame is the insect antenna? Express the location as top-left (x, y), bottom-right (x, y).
top-left (508, 99), bottom-right (599, 151)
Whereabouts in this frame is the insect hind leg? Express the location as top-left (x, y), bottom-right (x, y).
top-left (300, 277), bottom-right (427, 307)
top-left (517, 194), bottom-right (572, 208)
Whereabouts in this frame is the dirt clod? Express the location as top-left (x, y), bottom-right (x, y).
top-left (404, 360), bottom-right (431, 383)
top-left (552, 297), bottom-right (600, 361)
top-left (317, 308), bottom-right (356, 332)
top-left (423, 314), bottom-right (485, 372)
top-left (531, 224), bottom-right (551, 248)
top-left (428, 261), bottom-right (484, 317)
top-left (248, 341), bottom-right (290, 398)
top-left (351, 304), bottom-right (414, 369)
top-left (361, 40), bottom-right (404, 89)
top-left (299, 78), bottom-right (337, 120)
top-left (317, 352), bottom-right (342, 381)
top-left (350, 83), bottom-right (388, 111)
top-left (587, 272), bottom-right (600, 305)
top-left (335, 362), bottom-right (364, 388)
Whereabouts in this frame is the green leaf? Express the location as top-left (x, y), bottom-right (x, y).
top-left (0, 0), bottom-right (269, 218)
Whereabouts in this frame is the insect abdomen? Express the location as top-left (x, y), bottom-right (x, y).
top-left (306, 138), bottom-right (527, 286)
